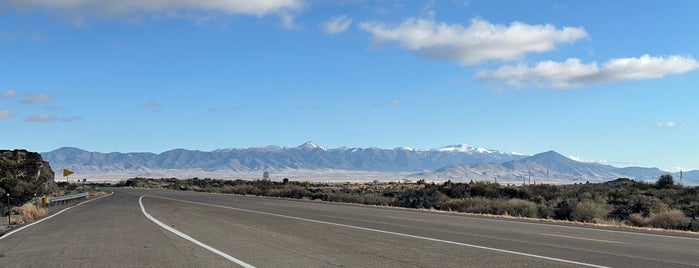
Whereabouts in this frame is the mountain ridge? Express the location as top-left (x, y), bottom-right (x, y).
top-left (42, 141), bottom-right (524, 176)
top-left (40, 143), bottom-right (696, 183)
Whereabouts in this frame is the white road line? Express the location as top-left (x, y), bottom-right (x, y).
top-left (0, 192), bottom-right (114, 240)
top-left (138, 196), bottom-right (255, 268)
top-left (150, 195), bottom-right (610, 268)
top-left (462, 214), bottom-right (699, 241)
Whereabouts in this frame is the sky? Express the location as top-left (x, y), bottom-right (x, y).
top-left (1, 0), bottom-right (697, 171)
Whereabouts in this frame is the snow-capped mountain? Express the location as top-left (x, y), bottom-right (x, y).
top-left (42, 141), bottom-right (524, 176)
top-left (40, 143), bottom-right (694, 183)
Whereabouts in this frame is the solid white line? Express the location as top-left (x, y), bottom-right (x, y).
top-left (461, 214), bottom-right (699, 241)
top-left (138, 196), bottom-right (255, 268)
top-left (151, 195), bottom-right (610, 268)
top-left (0, 192), bottom-right (114, 240)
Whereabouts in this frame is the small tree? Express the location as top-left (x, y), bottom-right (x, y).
top-left (656, 174), bottom-right (674, 189)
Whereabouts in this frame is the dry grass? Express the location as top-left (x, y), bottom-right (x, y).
top-left (11, 202), bottom-right (48, 225)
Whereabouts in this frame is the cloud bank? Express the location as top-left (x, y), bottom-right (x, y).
top-left (359, 17), bottom-right (587, 65)
top-left (477, 55), bottom-right (699, 88)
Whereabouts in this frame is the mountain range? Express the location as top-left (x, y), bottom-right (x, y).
top-left (39, 142), bottom-right (697, 184)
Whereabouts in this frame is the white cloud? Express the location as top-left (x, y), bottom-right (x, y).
top-left (26, 114), bottom-right (57, 122)
top-left (323, 15), bottom-right (352, 34)
top-left (280, 13), bottom-right (300, 30)
top-left (1, 89), bottom-right (18, 98)
top-left (6, 0), bottom-right (303, 18)
top-left (22, 93), bottom-right (53, 103)
top-left (655, 121), bottom-right (678, 128)
top-left (143, 99), bottom-right (161, 109)
top-left (477, 55), bottom-right (699, 88)
top-left (359, 17), bottom-right (587, 65)
top-left (0, 109), bottom-right (17, 119)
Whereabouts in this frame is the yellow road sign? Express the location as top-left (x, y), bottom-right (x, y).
top-left (63, 169), bottom-right (74, 177)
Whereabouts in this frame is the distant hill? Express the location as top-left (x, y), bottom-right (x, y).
top-left (415, 151), bottom-right (695, 184)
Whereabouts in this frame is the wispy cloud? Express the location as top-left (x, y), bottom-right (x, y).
top-left (323, 15), bottom-right (352, 34)
top-left (143, 99), bottom-right (161, 110)
top-left (22, 93), bottom-right (53, 103)
top-left (0, 109), bottom-right (17, 119)
top-left (1, 89), bottom-right (18, 98)
top-left (26, 114), bottom-right (57, 122)
top-left (655, 121), bottom-right (679, 128)
top-left (280, 13), bottom-right (300, 30)
top-left (373, 98), bottom-right (402, 108)
top-left (477, 55), bottom-right (699, 89)
top-left (61, 115), bottom-right (83, 122)
top-left (359, 17), bottom-right (587, 65)
top-left (4, 0), bottom-right (304, 21)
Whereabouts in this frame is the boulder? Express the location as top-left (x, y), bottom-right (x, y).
top-left (1, 149), bottom-right (58, 204)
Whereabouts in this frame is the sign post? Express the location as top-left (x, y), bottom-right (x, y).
top-left (63, 169), bottom-right (74, 183)
top-left (6, 193), bottom-right (10, 225)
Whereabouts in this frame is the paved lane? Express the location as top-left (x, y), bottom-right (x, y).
top-left (2, 187), bottom-right (698, 267)
top-left (0, 190), bottom-right (232, 267)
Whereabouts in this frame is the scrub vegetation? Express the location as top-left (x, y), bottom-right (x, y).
top-left (119, 174), bottom-right (699, 231)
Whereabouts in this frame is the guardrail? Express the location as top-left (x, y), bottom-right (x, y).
top-left (45, 192), bottom-right (89, 205)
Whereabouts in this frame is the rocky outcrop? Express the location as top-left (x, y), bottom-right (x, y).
top-left (1, 149), bottom-right (58, 203)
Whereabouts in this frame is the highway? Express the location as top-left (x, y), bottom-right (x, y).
top-left (1, 188), bottom-right (698, 267)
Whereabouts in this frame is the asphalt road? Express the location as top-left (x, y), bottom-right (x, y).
top-left (1, 188), bottom-right (698, 267)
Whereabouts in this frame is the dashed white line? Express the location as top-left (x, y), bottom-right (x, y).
top-left (138, 196), bottom-right (255, 268)
top-left (150, 195), bottom-right (610, 268)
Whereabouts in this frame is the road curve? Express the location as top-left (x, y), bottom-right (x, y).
top-left (1, 188), bottom-right (698, 267)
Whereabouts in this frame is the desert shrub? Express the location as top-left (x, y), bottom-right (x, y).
top-left (627, 213), bottom-right (646, 227)
top-left (688, 218), bottom-right (699, 232)
top-left (443, 197), bottom-right (495, 214)
top-left (537, 201), bottom-right (556, 219)
top-left (647, 209), bottom-right (690, 230)
top-left (13, 202), bottom-right (48, 224)
top-left (656, 174), bottom-right (675, 189)
top-left (445, 183), bottom-right (470, 198)
top-left (329, 192), bottom-right (363, 204)
top-left (268, 185), bottom-right (309, 199)
top-left (571, 200), bottom-right (610, 223)
top-left (227, 184), bottom-right (261, 195)
top-left (498, 198), bottom-right (538, 217)
top-left (359, 193), bottom-right (393, 206)
top-left (554, 199), bottom-right (574, 220)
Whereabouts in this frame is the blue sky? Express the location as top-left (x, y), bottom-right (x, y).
top-left (1, 0), bottom-right (697, 171)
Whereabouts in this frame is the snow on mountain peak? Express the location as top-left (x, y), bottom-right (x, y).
top-left (297, 141), bottom-right (327, 150)
top-left (435, 144), bottom-right (488, 153)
